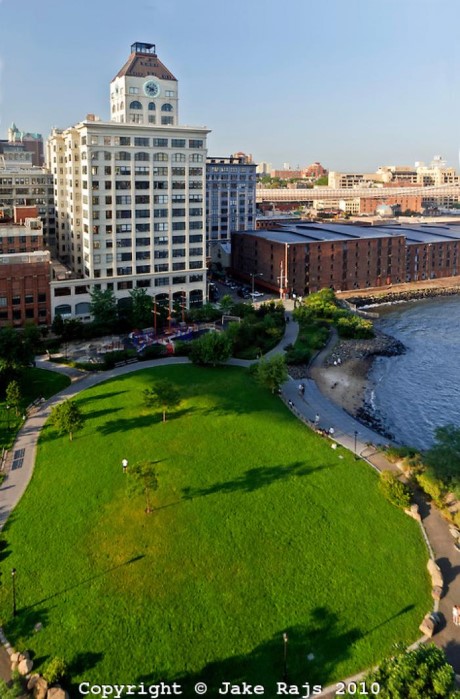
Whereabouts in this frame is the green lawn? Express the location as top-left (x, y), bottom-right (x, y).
top-left (0, 369), bottom-right (71, 451)
top-left (0, 366), bottom-right (431, 693)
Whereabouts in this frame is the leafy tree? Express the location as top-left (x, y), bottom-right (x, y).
top-left (365, 643), bottom-right (459, 698)
top-left (128, 460), bottom-right (159, 513)
top-left (50, 400), bottom-right (84, 441)
top-left (90, 287), bottom-right (117, 326)
top-left (219, 294), bottom-right (234, 313)
top-left (425, 425), bottom-right (460, 494)
top-left (6, 380), bottom-right (22, 416)
top-left (378, 470), bottom-right (411, 509)
top-left (255, 354), bottom-right (288, 393)
top-left (143, 379), bottom-right (181, 423)
top-left (0, 327), bottom-right (34, 383)
top-left (190, 331), bottom-right (232, 366)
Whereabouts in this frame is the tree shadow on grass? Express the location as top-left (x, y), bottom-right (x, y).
top-left (3, 606), bottom-right (50, 644)
top-left (24, 554), bottom-right (145, 610)
top-left (97, 408), bottom-right (196, 436)
top-left (136, 607), bottom-right (362, 690)
top-left (82, 406), bottom-right (122, 421)
top-left (76, 391), bottom-right (127, 407)
top-left (65, 651), bottom-right (105, 693)
top-left (182, 460), bottom-right (331, 500)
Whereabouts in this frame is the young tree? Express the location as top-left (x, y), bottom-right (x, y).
top-left (190, 331), bottom-right (232, 366)
top-left (365, 643), bottom-right (458, 698)
top-left (90, 287), bottom-right (117, 326)
top-left (129, 287), bottom-right (153, 329)
top-left (128, 461), bottom-right (159, 513)
top-left (6, 380), bottom-right (22, 416)
top-left (143, 379), bottom-right (181, 422)
top-left (50, 400), bottom-right (84, 441)
top-left (255, 354), bottom-right (288, 393)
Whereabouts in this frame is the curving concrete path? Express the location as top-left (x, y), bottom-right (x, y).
top-left (2, 316), bottom-right (460, 687)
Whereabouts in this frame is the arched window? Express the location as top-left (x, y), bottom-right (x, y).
top-left (161, 103), bottom-right (173, 112)
top-left (75, 302), bottom-right (91, 315)
top-left (148, 102), bottom-right (156, 111)
top-left (153, 152), bottom-right (168, 162)
top-left (55, 304), bottom-right (72, 316)
top-left (116, 151), bottom-right (131, 161)
top-left (129, 100), bottom-right (142, 110)
top-left (135, 152), bottom-right (150, 161)
top-left (173, 153), bottom-right (186, 163)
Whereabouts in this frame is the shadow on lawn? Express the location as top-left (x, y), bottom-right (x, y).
top-left (97, 408), bottom-right (196, 435)
top-left (136, 607), bottom-right (362, 690)
top-left (24, 554), bottom-right (145, 610)
top-left (76, 391), bottom-right (127, 407)
top-left (182, 460), bottom-right (328, 500)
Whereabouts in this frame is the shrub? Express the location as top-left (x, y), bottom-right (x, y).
top-left (0, 678), bottom-right (23, 698)
top-left (379, 470), bottom-right (411, 509)
top-left (416, 471), bottom-right (447, 507)
top-left (102, 349), bottom-right (137, 369)
top-left (42, 656), bottom-right (68, 684)
top-left (138, 344), bottom-right (168, 361)
top-left (171, 341), bottom-right (192, 357)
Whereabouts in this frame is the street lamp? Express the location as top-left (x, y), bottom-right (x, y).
top-left (354, 430), bottom-right (358, 459)
top-left (11, 568), bottom-right (17, 617)
top-left (6, 405), bottom-right (10, 430)
top-left (283, 632), bottom-right (288, 681)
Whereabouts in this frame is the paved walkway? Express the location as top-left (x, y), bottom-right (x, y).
top-left (2, 315), bottom-right (460, 685)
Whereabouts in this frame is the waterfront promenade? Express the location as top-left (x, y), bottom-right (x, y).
top-left (1, 315), bottom-right (460, 690)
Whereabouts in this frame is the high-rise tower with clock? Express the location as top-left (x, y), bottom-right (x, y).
top-left (110, 42), bottom-right (179, 126)
top-left (47, 41), bottom-right (208, 322)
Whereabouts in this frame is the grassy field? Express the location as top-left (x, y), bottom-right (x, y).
top-left (0, 365), bottom-right (431, 693)
top-left (0, 369), bottom-right (71, 451)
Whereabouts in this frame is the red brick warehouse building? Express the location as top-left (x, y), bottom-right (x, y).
top-left (231, 222), bottom-right (460, 296)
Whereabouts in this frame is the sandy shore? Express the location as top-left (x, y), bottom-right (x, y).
top-left (310, 356), bottom-right (372, 416)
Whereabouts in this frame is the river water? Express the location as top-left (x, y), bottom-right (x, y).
top-left (367, 295), bottom-right (460, 450)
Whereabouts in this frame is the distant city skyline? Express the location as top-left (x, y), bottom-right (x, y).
top-left (1, 0), bottom-right (460, 171)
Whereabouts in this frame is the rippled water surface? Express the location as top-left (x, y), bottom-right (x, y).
top-left (368, 295), bottom-right (460, 450)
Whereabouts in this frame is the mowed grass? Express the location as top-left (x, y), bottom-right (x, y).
top-left (0, 366), bottom-right (431, 691)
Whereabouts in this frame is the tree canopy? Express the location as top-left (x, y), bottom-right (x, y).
top-left (90, 287), bottom-right (117, 326)
top-left (127, 461), bottom-right (159, 513)
top-left (254, 354), bottom-right (288, 393)
top-left (50, 400), bottom-right (84, 441)
top-left (143, 379), bottom-right (181, 422)
top-left (190, 331), bottom-right (232, 366)
top-left (365, 643), bottom-right (458, 698)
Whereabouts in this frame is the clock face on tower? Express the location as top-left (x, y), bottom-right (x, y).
top-left (143, 80), bottom-right (160, 98)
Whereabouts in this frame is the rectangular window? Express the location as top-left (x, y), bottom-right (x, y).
top-left (173, 276), bottom-right (187, 284)
top-left (172, 222), bottom-right (186, 231)
top-left (171, 139), bottom-right (186, 148)
top-left (134, 137), bottom-right (150, 147)
top-left (153, 167), bottom-right (168, 176)
top-left (135, 195), bottom-right (150, 204)
top-left (154, 195), bottom-right (168, 204)
top-left (154, 223), bottom-right (168, 232)
top-left (172, 262), bottom-right (186, 271)
top-left (189, 140), bottom-right (204, 148)
top-left (153, 138), bottom-right (168, 147)
top-left (161, 117), bottom-right (174, 125)
top-left (135, 209), bottom-right (150, 218)
top-left (172, 235), bottom-right (186, 244)
top-left (155, 276), bottom-right (170, 286)
top-left (136, 223), bottom-right (150, 233)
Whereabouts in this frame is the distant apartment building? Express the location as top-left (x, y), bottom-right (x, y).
top-left (0, 165), bottom-right (56, 251)
top-left (2, 123), bottom-right (45, 167)
top-left (256, 161), bottom-right (272, 176)
top-left (271, 169), bottom-right (303, 180)
top-left (0, 215), bottom-right (51, 326)
top-left (47, 41), bottom-right (209, 321)
top-left (206, 155), bottom-right (256, 258)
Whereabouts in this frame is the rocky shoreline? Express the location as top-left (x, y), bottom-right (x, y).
top-left (346, 286), bottom-right (460, 308)
top-left (324, 330), bottom-right (406, 365)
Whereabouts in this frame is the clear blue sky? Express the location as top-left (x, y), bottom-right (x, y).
top-left (0, 0), bottom-right (459, 171)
